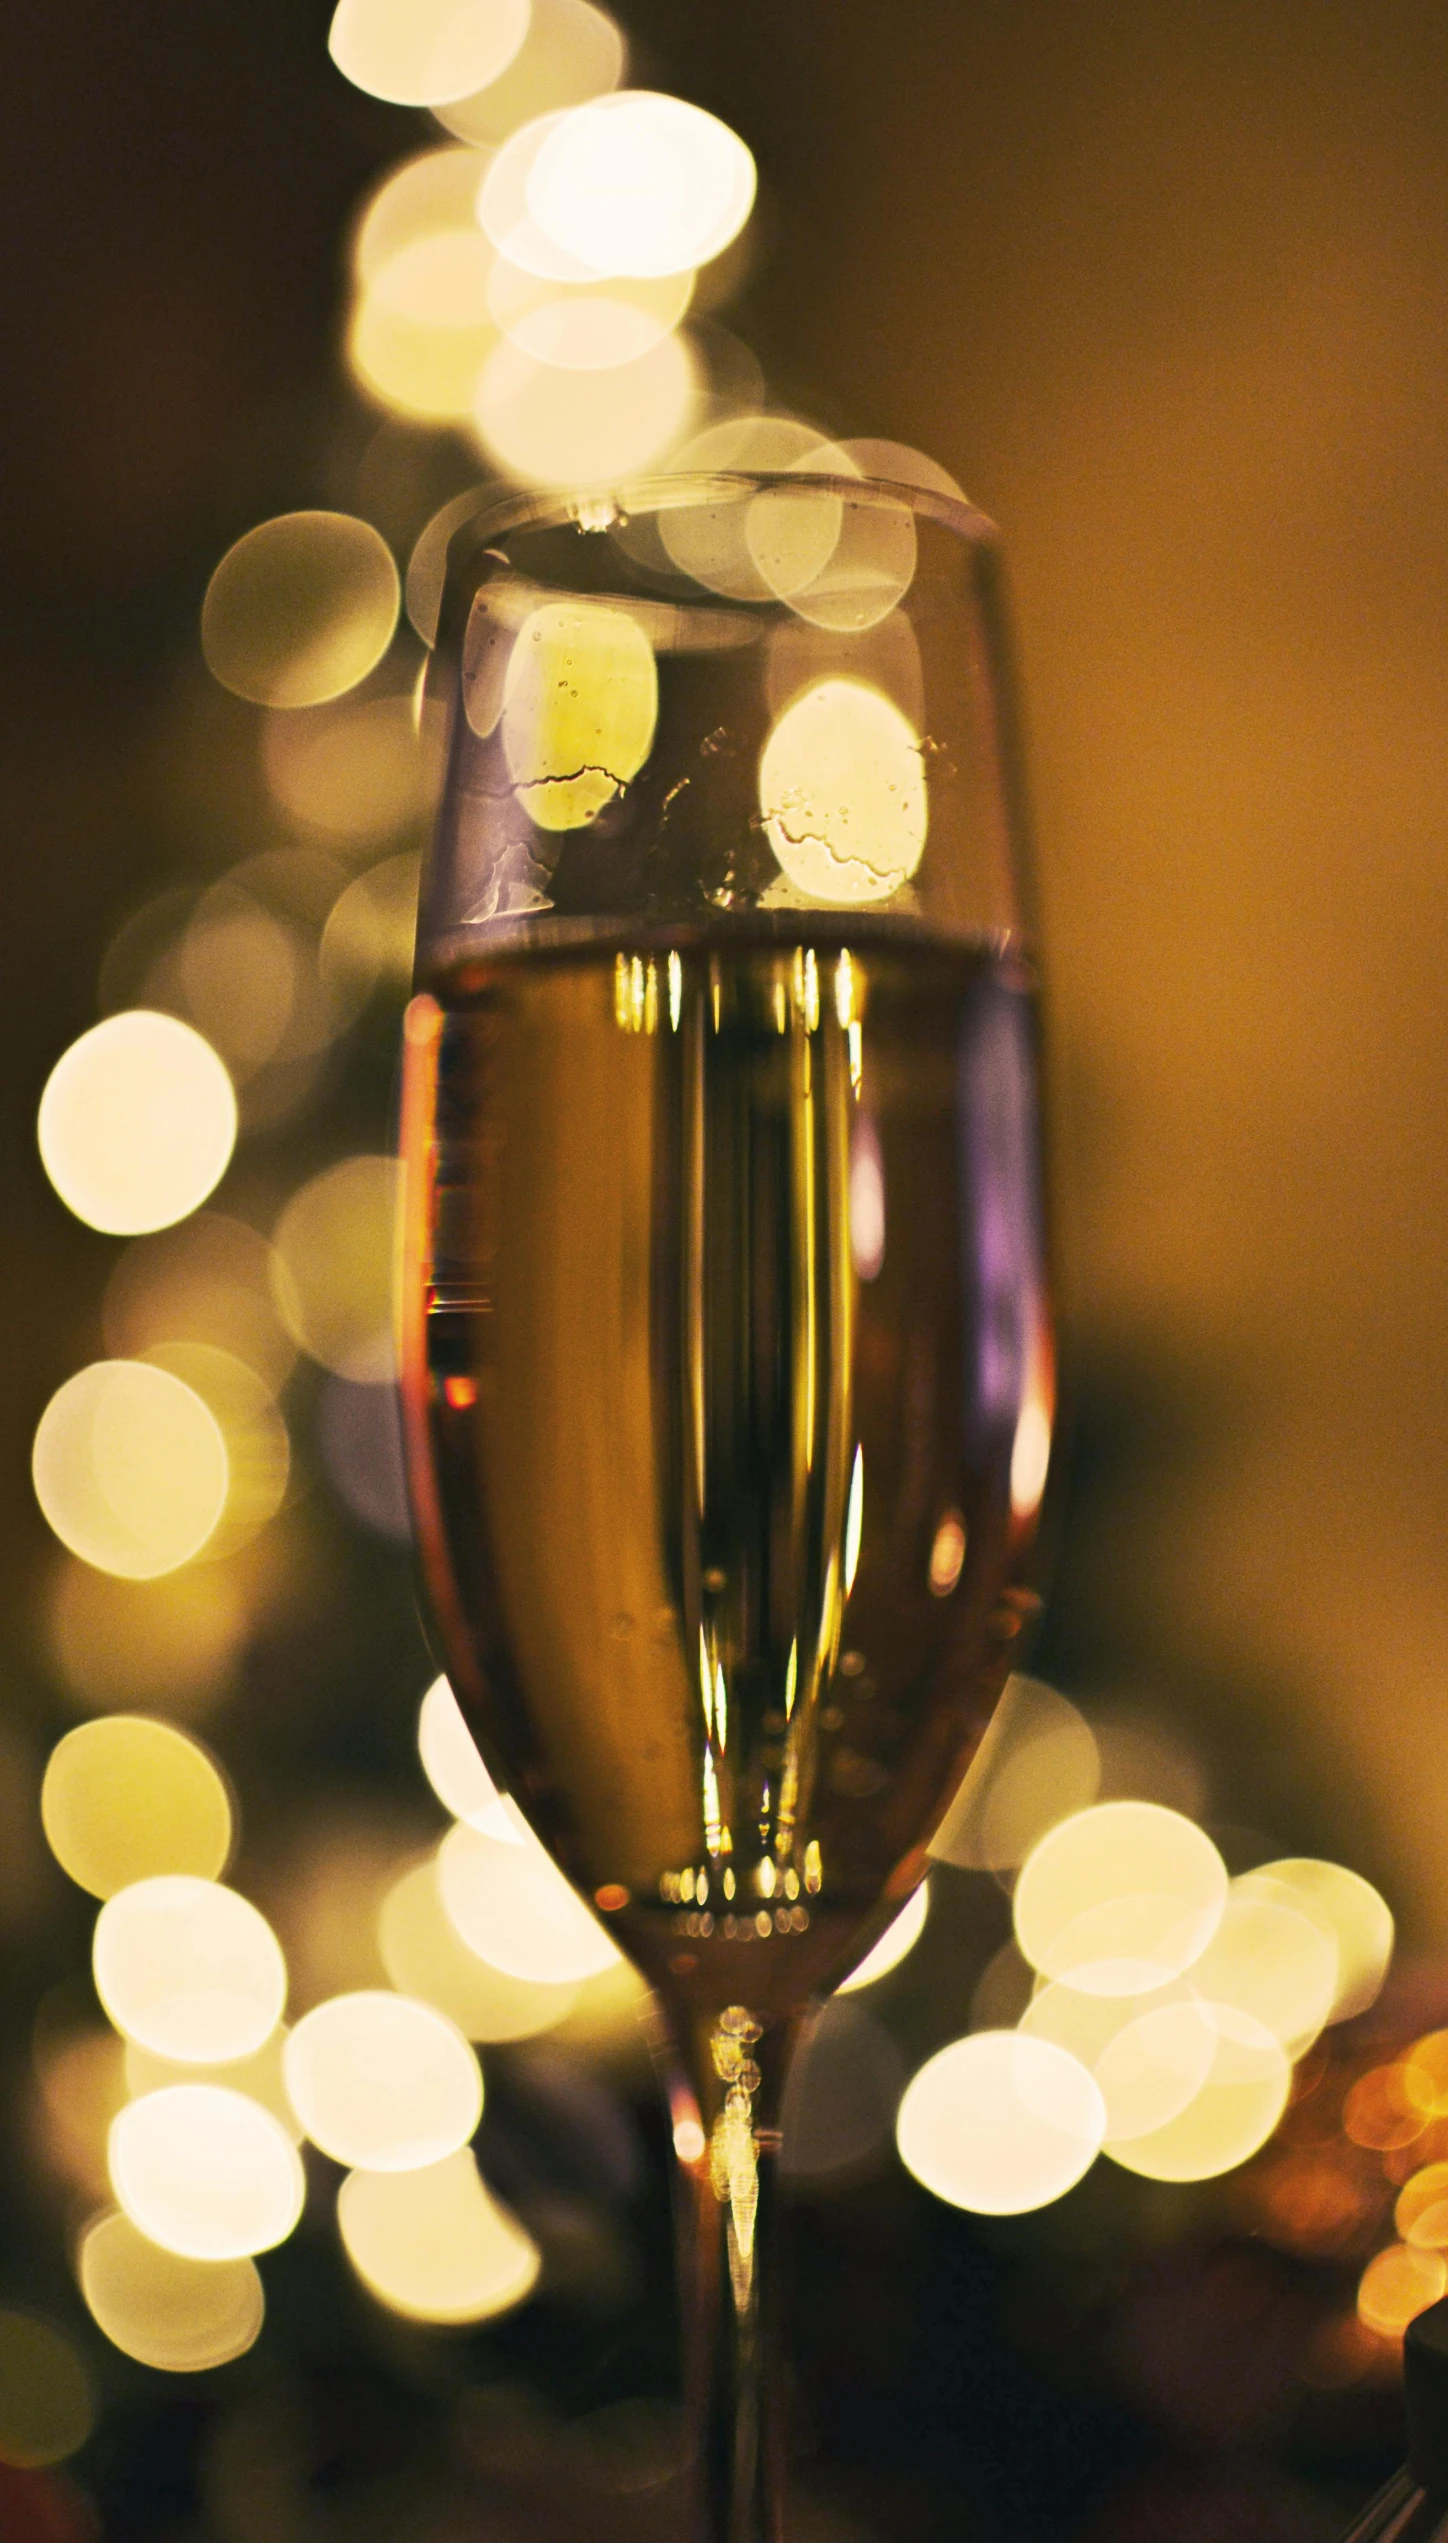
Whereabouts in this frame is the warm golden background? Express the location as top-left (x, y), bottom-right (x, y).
top-left (4, 1), bottom-right (1448, 2534)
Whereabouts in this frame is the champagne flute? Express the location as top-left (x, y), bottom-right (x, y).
top-left (398, 469), bottom-right (1050, 2543)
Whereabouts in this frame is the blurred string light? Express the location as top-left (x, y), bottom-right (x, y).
top-left (897, 2032), bottom-right (1105, 2216)
top-left (33, 1361), bottom-right (230, 1580)
top-left (41, 1717), bottom-right (232, 1898)
top-left (337, 2149), bottom-right (540, 2322)
top-left (39, 1012), bottom-right (236, 1236)
top-left (78, 2211), bottom-right (264, 2372)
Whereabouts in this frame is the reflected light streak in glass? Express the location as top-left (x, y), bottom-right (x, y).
top-left (897, 2031), bottom-right (1104, 2215)
top-left (39, 1012), bottom-right (236, 1238)
top-left (836, 1881), bottom-right (928, 1994)
top-left (283, 1991), bottom-right (482, 2171)
top-left (329, 0), bottom-right (530, 107)
top-left (338, 2148), bottom-right (540, 2322)
top-left (41, 1716), bottom-right (232, 1900)
top-left (759, 679), bottom-right (928, 907)
top-left (201, 513), bottom-right (399, 710)
top-left (33, 1362), bottom-right (230, 1581)
top-left (93, 1876), bottom-right (287, 2064)
top-left (109, 2085), bottom-right (304, 2260)
top-left (1012, 1800), bottom-right (1227, 1996)
top-left (79, 2210), bottom-right (264, 2373)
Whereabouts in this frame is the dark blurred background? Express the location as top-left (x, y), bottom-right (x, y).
top-left (4, 1), bottom-right (1448, 2535)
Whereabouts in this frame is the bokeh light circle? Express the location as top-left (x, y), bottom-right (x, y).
top-left (1185, 1883), bottom-right (1339, 2054)
top-left (39, 1011), bottom-right (236, 1237)
top-left (338, 2149), bottom-right (541, 2322)
top-left (526, 92), bottom-right (755, 279)
top-left (201, 513), bottom-right (399, 710)
top-left (283, 1991), bottom-right (483, 2171)
top-left (896, 2031), bottom-right (1104, 2215)
top-left (328, 0), bottom-right (530, 108)
top-left (1104, 2005), bottom-right (1289, 2180)
top-left (109, 2085), bottom-right (304, 2260)
top-left (503, 599), bottom-right (658, 828)
top-left (271, 1156), bottom-right (401, 1383)
top-left (93, 1875), bottom-right (287, 2063)
top-left (474, 328), bottom-right (695, 488)
top-left (79, 2210), bottom-right (264, 2372)
top-left (1013, 1801), bottom-right (1228, 1995)
top-left (1020, 1978), bottom-right (1218, 2144)
top-left (42, 1716), bottom-right (232, 1899)
top-left (930, 1673), bottom-right (1100, 1873)
top-left (33, 1362), bottom-right (230, 1580)
top-left (438, 1819), bottom-right (621, 1983)
top-left (1358, 2242), bottom-right (1448, 2339)
top-left (0, 2312), bottom-right (93, 2467)
top-left (379, 1857), bottom-right (579, 2041)
top-left (1240, 1858), bottom-right (1393, 2023)
top-left (759, 678), bottom-right (927, 905)
top-left (436, 0), bottom-right (623, 146)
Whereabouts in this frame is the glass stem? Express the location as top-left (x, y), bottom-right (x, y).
top-left (670, 2008), bottom-right (791, 2543)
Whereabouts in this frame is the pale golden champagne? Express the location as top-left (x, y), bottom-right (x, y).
top-left (401, 928), bottom-right (1048, 2017)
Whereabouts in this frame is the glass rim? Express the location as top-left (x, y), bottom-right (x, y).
top-left (443, 467), bottom-right (1001, 586)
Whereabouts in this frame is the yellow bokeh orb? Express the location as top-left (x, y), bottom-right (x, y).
top-left (79, 2210), bottom-right (264, 2373)
top-left (1104, 2005), bottom-right (1289, 2181)
top-left (93, 1875), bottom-right (287, 2064)
top-left (758, 679), bottom-right (928, 907)
top-left (526, 91), bottom-right (755, 280)
top-left (201, 512), bottom-right (399, 710)
top-left (33, 1361), bottom-right (230, 1581)
top-left (41, 1716), bottom-right (232, 1899)
top-left (338, 2148), bottom-right (540, 2323)
top-left (1012, 1800), bottom-right (1228, 1997)
top-left (1239, 1858), bottom-right (1393, 2023)
top-left (435, 0), bottom-right (623, 147)
top-left (1358, 2242), bottom-right (1448, 2340)
top-left (379, 1856), bottom-right (579, 2042)
top-left (0, 2312), bottom-right (94, 2468)
top-left (1020, 1978), bottom-right (1218, 2145)
top-left (39, 1011), bottom-right (236, 1237)
top-left (503, 599), bottom-right (658, 830)
top-left (475, 328), bottom-right (696, 489)
top-left (271, 1155), bottom-right (401, 1384)
top-left (417, 1674), bottom-right (504, 1828)
top-left (329, 0), bottom-right (529, 107)
top-left (896, 2031), bottom-right (1104, 2216)
top-left (109, 2084), bottom-right (304, 2261)
top-left (1184, 1882), bottom-right (1339, 2056)
top-left (438, 1818), bottom-right (621, 1984)
top-left (283, 1991), bottom-right (482, 2172)
top-left (930, 1673), bottom-right (1100, 1874)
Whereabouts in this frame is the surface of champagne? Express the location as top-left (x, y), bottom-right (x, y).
top-left (402, 931), bottom-right (1048, 2016)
